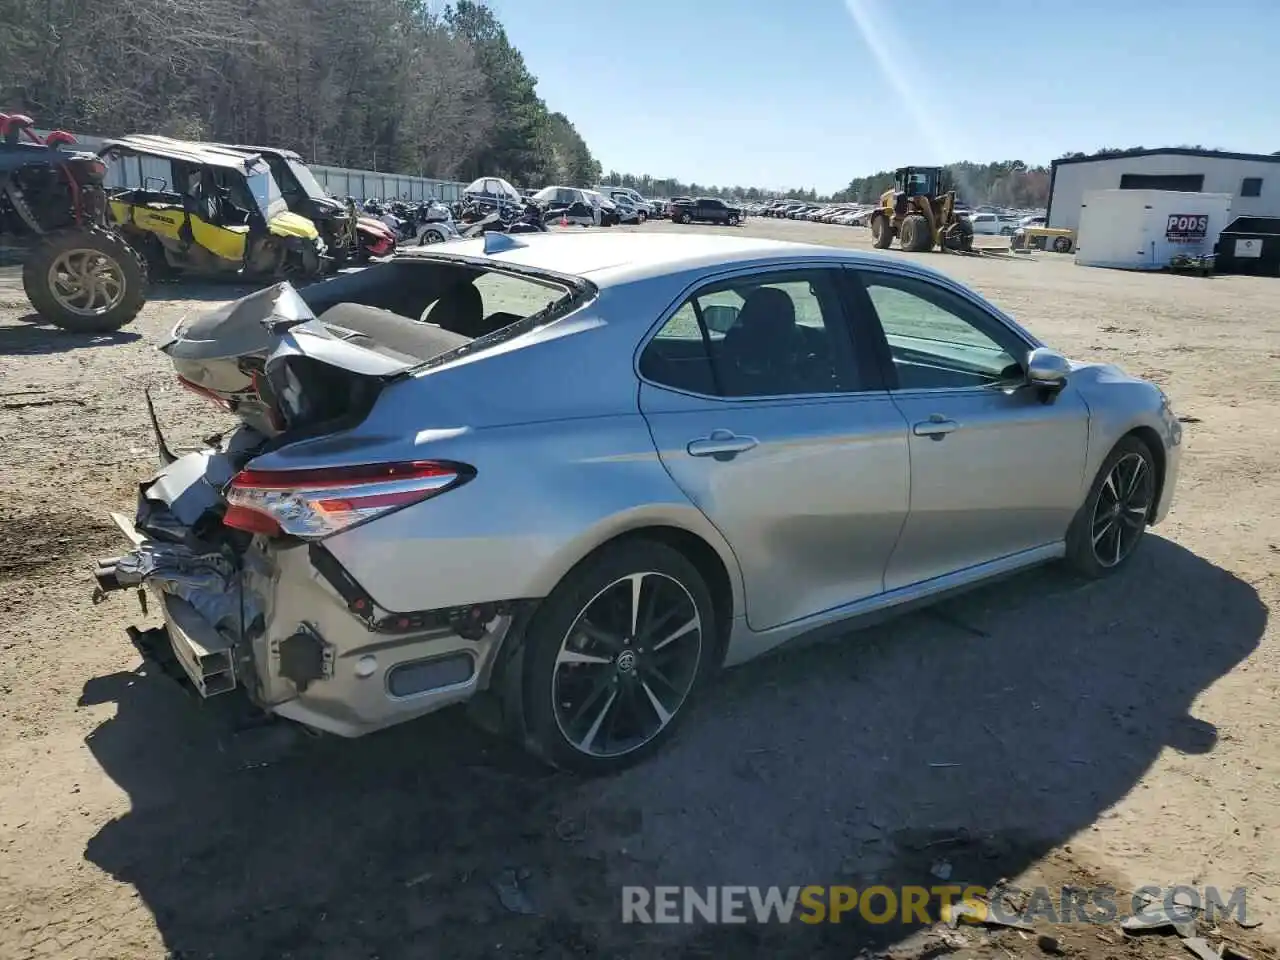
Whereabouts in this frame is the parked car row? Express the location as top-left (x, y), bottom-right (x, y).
top-left (749, 199), bottom-right (877, 225)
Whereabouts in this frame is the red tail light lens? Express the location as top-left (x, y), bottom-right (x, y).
top-left (224, 460), bottom-right (472, 539)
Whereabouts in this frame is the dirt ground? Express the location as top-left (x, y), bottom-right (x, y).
top-left (0, 218), bottom-right (1277, 960)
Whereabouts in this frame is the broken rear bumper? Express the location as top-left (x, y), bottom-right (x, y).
top-left (97, 490), bottom-right (530, 739)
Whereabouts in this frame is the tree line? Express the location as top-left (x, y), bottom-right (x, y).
top-left (602, 161), bottom-right (1051, 207)
top-left (0, 0), bottom-right (600, 188)
top-left (607, 145), bottom-right (1277, 207)
top-left (4, 10), bottom-right (1261, 211)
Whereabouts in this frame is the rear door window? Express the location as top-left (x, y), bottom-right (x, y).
top-left (640, 269), bottom-right (861, 398)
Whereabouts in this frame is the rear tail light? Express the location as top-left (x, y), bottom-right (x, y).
top-left (223, 460), bottom-right (473, 539)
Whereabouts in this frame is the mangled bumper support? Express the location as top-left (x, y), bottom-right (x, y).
top-left (94, 535), bottom-right (254, 699)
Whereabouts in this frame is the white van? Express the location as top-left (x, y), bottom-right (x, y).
top-left (594, 185), bottom-right (651, 217)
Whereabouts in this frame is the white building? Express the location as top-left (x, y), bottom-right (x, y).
top-left (1047, 149), bottom-right (1280, 231)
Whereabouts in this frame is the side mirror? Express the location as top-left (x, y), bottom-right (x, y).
top-left (1025, 347), bottom-right (1070, 397)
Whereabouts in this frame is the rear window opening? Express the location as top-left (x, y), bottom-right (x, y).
top-left (301, 257), bottom-right (586, 368)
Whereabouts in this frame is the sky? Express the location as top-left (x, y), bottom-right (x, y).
top-left (480, 0), bottom-right (1280, 194)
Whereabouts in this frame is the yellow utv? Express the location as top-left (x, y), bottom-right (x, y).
top-left (869, 166), bottom-right (973, 254)
top-left (99, 135), bottom-right (325, 280)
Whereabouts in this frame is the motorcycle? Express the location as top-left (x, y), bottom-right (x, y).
top-left (458, 199), bottom-right (552, 237)
top-left (413, 199), bottom-right (462, 245)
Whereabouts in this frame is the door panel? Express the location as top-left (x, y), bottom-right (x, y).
top-left (642, 384), bottom-right (909, 630)
top-left (847, 268), bottom-right (1091, 590)
top-left (884, 386), bottom-right (1088, 589)
top-left (637, 264), bottom-right (908, 632)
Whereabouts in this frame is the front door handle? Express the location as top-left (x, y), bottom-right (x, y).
top-left (912, 416), bottom-right (959, 439)
top-left (687, 430), bottom-right (759, 460)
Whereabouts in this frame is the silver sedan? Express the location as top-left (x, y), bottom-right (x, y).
top-left (96, 232), bottom-right (1183, 772)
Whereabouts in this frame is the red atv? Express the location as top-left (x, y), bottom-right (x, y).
top-left (0, 113), bottom-right (147, 332)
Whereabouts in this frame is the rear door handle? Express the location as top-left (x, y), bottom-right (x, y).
top-left (687, 430), bottom-right (759, 460)
top-left (912, 417), bottom-right (959, 439)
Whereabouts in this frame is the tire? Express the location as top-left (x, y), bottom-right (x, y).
top-left (1063, 435), bottom-right (1158, 578)
top-left (519, 538), bottom-right (718, 773)
top-left (22, 227), bottom-right (147, 333)
top-left (728, 215), bottom-right (739, 226)
top-left (1052, 236), bottom-right (1072, 254)
top-left (419, 228), bottom-right (445, 246)
top-left (870, 214), bottom-right (893, 249)
top-left (679, 213), bottom-right (691, 225)
top-left (901, 213), bottom-right (932, 252)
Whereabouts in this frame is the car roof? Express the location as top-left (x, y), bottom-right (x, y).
top-left (101, 135), bottom-right (260, 173)
top-left (400, 232), bottom-right (948, 287)
top-left (209, 142), bottom-right (304, 162)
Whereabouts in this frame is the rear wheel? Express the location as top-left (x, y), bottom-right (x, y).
top-left (22, 227), bottom-right (147, 333)
top-left (1052, 236), bottom-right (1073, 254)
top-left (1064, 436), bottom-right (1157, 578)
top-left (519, 539), bottom-right (717, 773)
top-left (870, 213), bottom-right (893, 249)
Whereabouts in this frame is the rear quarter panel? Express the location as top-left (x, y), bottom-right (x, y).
top-left (318, 412), bottom-right (744, 614)
top-left (248, 282), bottom-right (746, 614)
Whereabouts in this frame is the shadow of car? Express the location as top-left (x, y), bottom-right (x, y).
top-left (82, 536), bottom-right (1263, 958)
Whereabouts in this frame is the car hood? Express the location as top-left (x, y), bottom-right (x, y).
top-left (268, 211), bottom-right (320, 240)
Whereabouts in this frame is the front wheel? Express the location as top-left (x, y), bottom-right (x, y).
top-left (870, 214), bottom-right (893, 249)
top-left (22, 227), bottom-right (147, 333)
top-left (1064, 436), bottom-right (1157, 578)
top-left (1052, 236), bottom-right (1073, 254)
top-left (519, 539), bottom-right (717, 773)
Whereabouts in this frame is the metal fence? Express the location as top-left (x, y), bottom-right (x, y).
top-left (54, 131), bottom-right (467, 203)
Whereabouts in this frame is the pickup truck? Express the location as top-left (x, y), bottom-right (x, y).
top-left (669, 197), bottom-right (743, 226)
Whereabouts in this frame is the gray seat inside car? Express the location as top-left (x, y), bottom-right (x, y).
top-left (318, 302), bottom-right (469, 363)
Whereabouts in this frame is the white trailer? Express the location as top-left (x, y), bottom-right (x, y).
top-left (1075, 189), bottom-right (1232, 270)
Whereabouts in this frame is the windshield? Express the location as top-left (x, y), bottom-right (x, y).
top-left (533, 187), bottom-right (557, 204)
top-left (246, 163), bottom-right (287, 219)
top-left (286, 158), bottom-right (327, 199)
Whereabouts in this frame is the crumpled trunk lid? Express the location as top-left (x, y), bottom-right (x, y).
top-left (162, 281), bottom-right (412, 438)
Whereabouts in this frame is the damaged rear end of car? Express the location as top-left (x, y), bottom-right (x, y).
top-left (93, 277), bottom-right (573, 736)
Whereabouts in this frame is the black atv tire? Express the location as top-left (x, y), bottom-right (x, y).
top-left (901, 213), bottom-right (932, 252)
top-left (22, 227), bottom-right (147, 333)
top-left (870, 214), bottom-right (894, 249)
